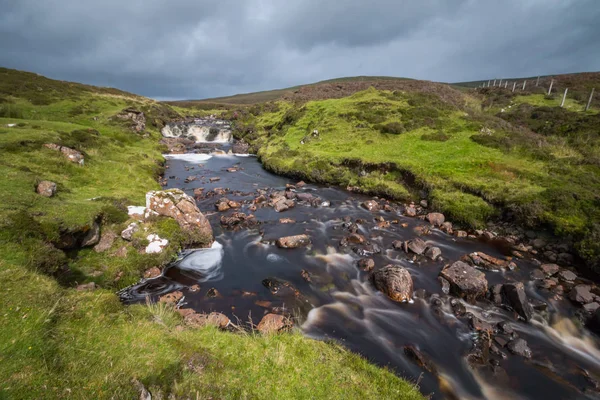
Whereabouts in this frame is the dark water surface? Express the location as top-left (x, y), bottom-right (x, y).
top-left (121, 150), bottom-right (600, 399)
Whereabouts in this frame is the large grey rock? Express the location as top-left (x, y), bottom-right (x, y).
top-left (371, 264), bottom-right (413, 302)
top-left (440, 261), bottom-right (488, 302)
top-left (81, 222), bottom-right (101, 247)
top-left (146, 189), bottom-right (213, 247)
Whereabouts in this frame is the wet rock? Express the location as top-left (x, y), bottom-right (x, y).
top-left (420, 200), bottom-right (428, 208)
top-left (279, 218), bottom-right (295, 224)
top-left (371, 265), bottom-right (413, 302)
top-left (295, 192), bottom-right (314, 202)
top-left (216, 200), bottom-right (230, 211)
top-left (530, 269), bottom-right (545, 280)
top-left (220, 212), bottom-right (256, 229)
top-left (93, 230), bottom-right (116, 253)
top-left (146, 189), bottom-right (213, 246)
top-left (502, 282), bottom-right (533, 321)
top-left (530, 298), bottom-right (548, 311)
top-left (558, 269), bottom-right (577, 282)
top-left (413, 225), bottom-right (430, 236)
top-left (209, 177), bottom-right (220, 182)
top-left (257, 313), bottom-right (292, 334)
top-left (274, 199), bottom-right (292, 212)
top-left (425, 246), bottom-right (442, 260)
top-left (392, 240), bottom-right (404, 250)
top-left (440, 222), bottom-right (453, 234)
top-left (346, 233), bottom-right (366, 244)
top-left (467, 252), bottom-right (508, 270)
top-left (584, 302), bottom-right (600, 313)
top-left (81, 222), bottom-right (101, 247)
top-left (468, 314), bottom-right (493, 332)
top-left (300, 269), bottom-right (312, 282)
top-left (489, 284), bottom-right (503, 305)
top-left (438, 277), bottom-right (450, 294)
top-left (185, 312), bottom-right (230, 329)
top-left (358, 258), bottom-right (375, 272)
top-left (426, 212), bottom-right (445, 226)
top-left (36, 180), bottom-right (57, 197)
top-left (587, 308), bottom-right (600, 335)
top-left (121, 223), bottom-right (139, 241)
top-left (406, 238), bottom-right (427, 255)
top-left (538, 279), bottom-right (557, 290)
top-left (262, 278), bottom-right (301, 298)
top-left (439, 261), bottom-right (488, 302)
top-left (532, 238), bottom-right (546, 249)
top-left (450, 298), bottom-right (466, 316)
top-left (276, 234), bottom-right (311, 249)
top-left (159, 291), bottom-right (183, 305)
top-left (455, 230), bottom-right (468, 238)
top-left (361, 200), bottom-right (380, 211)
top-left (497, 321), bottom-right (514, 335)
top-left (143, 267), bottom-right (161, 279)
top-left (507, 338), bottom-right (532, 358)
top-left (76, 282), bottom-right (97, 291)
top-left (569, 285), bottom-right (595, 305)
top-left (232, 140), bottom-right (250, 154)
top-left (206, 287), bottom-right (222, 298)
top-left (540, 263), bottom-right (560, 277)
top-left (403, 346), bottom-right (437, 373)
top-left (404, 205), bottom-right (417, 217)
top-left (296, 181), bottom-right (306, 188)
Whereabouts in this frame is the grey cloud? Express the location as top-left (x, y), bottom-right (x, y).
top-left (0, 0), bottom-right (599, 99)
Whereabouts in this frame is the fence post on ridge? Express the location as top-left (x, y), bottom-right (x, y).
top-left (586, 88), bottom-right (595, 111)
top-left (561, 88), bottom-right (568, 107)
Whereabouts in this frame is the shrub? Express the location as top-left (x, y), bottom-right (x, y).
top-left (421, 131), bottom-right (450, 142)
top-left (378, 122), bottom-right (405, 134)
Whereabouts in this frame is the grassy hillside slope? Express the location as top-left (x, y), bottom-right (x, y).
top-left (0, 68), bottom-right (423, 399)
top-left (228, 79), bottom-right (600, 271)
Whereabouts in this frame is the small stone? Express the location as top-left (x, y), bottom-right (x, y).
top-left (530, 269), bottom-right (545, 280)
top-left (143, 267), bottom-right (161, 279)
top-left (507, 338), bottom-right (532, 358)
top-left (540, 263), bottom-right (560, 277)
top-left (425, 246), bottom-right (442, 260)
top-left (558, 270), bottom-right (577, 282)
top-left (300, 269), bottom-right (312, 282)
top-left (404, 206), bottom-right (417, 217)
top-left (569, 285), bottom-right (595, 305)
top-left (279, 218), bottom-right (295, 224)
top-left (583, 302), bottom-right (600, 313)
top-left (121, 223), bottom-right (139, 241)
top-left (159, 291), bottom-right (183, 305)
top-left (257, 313), bottom-right (292, 334)
top-left (76, 282), bottom-right (97, 291)
top-left (406, 238), bottom-right (427, 255)
top-left (206, 288), bottom-right (222, 298)
top-left (358, 258), bottom-right (375, 271)
top-left (36, 180), bottom-right (57, 197)
top-left (362, 200), bottom-right (380, 211)
top-left (426, 212), bottom-right (445, 226)
top-left (276, 234), bottom-right (311, 249)
top-left (455, 230), bottom-right (468, 238)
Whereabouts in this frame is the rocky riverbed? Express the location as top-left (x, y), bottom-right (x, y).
top-left (119, 137), bottom-right (600, 399)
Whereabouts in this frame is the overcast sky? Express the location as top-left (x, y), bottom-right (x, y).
top-left (1, 0), bottom-right (599, 100)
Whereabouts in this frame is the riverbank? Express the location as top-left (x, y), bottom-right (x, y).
top-left (0, 68), bottom-right (423, 399)
top-left (227, 85), bottom-right (600, 273)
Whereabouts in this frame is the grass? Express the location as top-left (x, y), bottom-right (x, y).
top-left (231, 86), bottom-right (600, 270)
top-left (0, 67), bottom-right (424, 399)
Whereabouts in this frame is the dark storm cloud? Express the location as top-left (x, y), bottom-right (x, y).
top-left (0, 0), bottom-right (599, 99)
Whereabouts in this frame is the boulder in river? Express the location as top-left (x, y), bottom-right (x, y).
top-left (276, 234), bottom-right (311, 249)
top-left (540, 263), bottom-right (560, 277)
top-left (362, 200), bottom-right (380, 211)
top-left (257, 313), bottom-right (292, 334)
top-left (36, 180), bottom-right (57, 197)
top-left (502, 282), bottom-right (533, 321)
top-left (440, 261), bottom-right (488, 302)
top-left (569, 285), bottom-right (594, 305)
top-left (371, 264), bottom-right (413, 302)
top-left (507, 338), bottom-right (532, 358)
top-left (425, 246), bottom-right (442, 260)
top-left (406, 238), bottom-right (427, 255)
top-left (146, 189), bottom-right (213, 247)
top-left (426, 212), bottom-right (445, 226)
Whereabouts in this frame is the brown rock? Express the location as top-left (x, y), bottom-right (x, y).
top-left (146, 189), bottom-right (213, 247)
top-left (347, 233), bottom-right (366, 244)
top-left (407, 238), bottom-right (427, 255)
top-left (371, 265), bottom-right (413, 302)
top-left (427, 212), bottom-right (445, 226)
top-left (159, 291), bottom-right (183, 305)
top-left (362, 200), bottom-right (380, 211)
top-left (358, 258), bottom-right (375, 271)
top-left (76, 282), bottom-right (97, 291)
top-left (558, 270), bottom-right (577, 282)
top-left (257, 313), bottom-right (292, 334)
top-left (36, 180), bottom-right (57, 197)
top-left (279, 218), bottom-right (295, 224)
top-left (455, 230), bottom-right (468, 238)
top-left (184, 312), bottom-right (230, 329)
top-left (113, 245), bottom-right (128, 258)
top-left (404, 206), bottom-right (417, 217)
top-left (540, 263), bottom-right (560, 277)
top-left (569, 285), bottom-right (595, 304)
top-left (425, 246), bottom-right (442, 260)
top-left (440, 261), bottom-right (488, 302)
top-left (276, 234), bottom-right (311, 249)
top-left (216, 201), bottom-right (230, 212)
top-left (94, 230), bottom-right (117, 253)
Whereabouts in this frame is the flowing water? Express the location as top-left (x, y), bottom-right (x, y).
top-left (121, 144), bottom-right (600, 399)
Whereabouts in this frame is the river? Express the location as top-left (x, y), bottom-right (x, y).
top-left (120, 137), bottom-right (600, 399)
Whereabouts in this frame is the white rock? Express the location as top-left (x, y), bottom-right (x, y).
top-left (146, 234), bottom-right (169, 254)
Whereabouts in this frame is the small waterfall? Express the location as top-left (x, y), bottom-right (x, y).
top-left (161, 118), bottom-right (232, 143)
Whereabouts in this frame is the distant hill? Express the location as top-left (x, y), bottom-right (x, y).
top-left (167, 76), bottom-right (412, 106)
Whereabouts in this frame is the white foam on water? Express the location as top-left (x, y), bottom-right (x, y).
top-left (163, 153), bottom-right (213, 162)
top-left (234, 153), bottom-right (257, 157)
top-left (267, 253), bottom-right (285, 263)
top-left (176, 241), bottom-right (225, 282)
